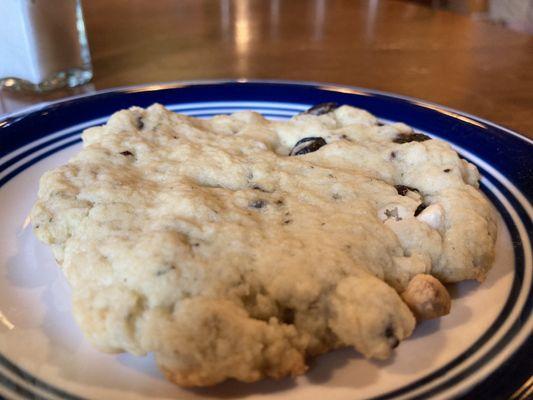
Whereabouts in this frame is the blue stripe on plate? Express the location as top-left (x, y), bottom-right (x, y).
top-left (0, 138), bottom-right (82, 188)
top-left (0, 354), bottom-right (82, 400)
top-left (0, 108), bottom-right (294, 173)
top-left (0, 131), bottom-right (83, 177)
top-left (0, 370), bottom-right (52, 400)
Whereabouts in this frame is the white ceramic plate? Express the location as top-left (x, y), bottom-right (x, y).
top-left (0, 81), bottom-right (531, 400)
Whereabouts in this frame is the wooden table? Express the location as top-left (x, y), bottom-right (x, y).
top-left (0, 1), bottom-right (531, 398)
top-left (1, 0), bottom-right (532, 139)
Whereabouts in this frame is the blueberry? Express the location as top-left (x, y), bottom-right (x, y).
top-left (289, 137), bottom-right (327, 156)
top-left (393, 133), bottom-right (431, 144)
top-left (305, 102), bottom-right (339, 116)
top-left (395, 185), bottom-right (419, 196)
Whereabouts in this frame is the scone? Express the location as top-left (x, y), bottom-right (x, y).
top-left (31, 102), bottom-right (497, 387)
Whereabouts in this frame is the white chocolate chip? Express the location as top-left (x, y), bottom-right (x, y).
top-left (416, 204), bottom-right (444, 229)
top-left (378, 204), bottom-right (412, 222)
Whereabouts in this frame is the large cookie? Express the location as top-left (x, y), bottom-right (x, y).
top-left (31, 103), bottom-right (497, 386)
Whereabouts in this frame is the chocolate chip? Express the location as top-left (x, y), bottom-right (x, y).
top-left (136, 116), bottom-right (144, 130)
top-left (444, 168), bottom-right (451, 173)
top-left (280, 308), bottom-right (295, 324)
top-left (120, 151), bottom-right (134, 157)
top-left (377, 122), bottom-right (385, 127)
top-left (390, 151), bottom-right (397, 159)
top-left (393, 133), bottom-right (431, 144)
top-left (395, 185), bottom-right (419, 196)
top-left (275, 199), bottom-right (284, 206)
top-left (249, 199), bottom-right (266, 209)
top-left (290, 137), bottom-right (327, 156)
top-left (305, 102), bottom-right (339, 116)
top-left (155, 265), bottom-right (175, 277)
top-left (414, 203), bottom-right (427, 216)
top-left (252, 185), bottom-right (270, 193)
top-left (385, 326), bottom-right (399, 349)
top-left (283, 219), bottom-right (292, 224)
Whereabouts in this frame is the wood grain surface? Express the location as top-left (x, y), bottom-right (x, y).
top-left (1, 0), bottom-right (532, 138)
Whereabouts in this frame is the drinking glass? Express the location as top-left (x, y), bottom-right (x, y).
top-left (0, 0), bottom-right (93, 92)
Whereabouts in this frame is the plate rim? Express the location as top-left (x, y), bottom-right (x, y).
top-left (1, 78), bottom-right (532, 146)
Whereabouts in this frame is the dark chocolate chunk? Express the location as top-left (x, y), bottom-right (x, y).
top-left (393, 133), bottom-right (431, 144)
top-left (280, 308), bottom-right (295, 324)
top-left (120, 151), bottom-right (134, 157)
top-left (289, 137), bottom-right (327, 156)
top-left (249, 199), bottom-right (266, 209)
top-left (414, 203), bottom-right (427, 216)
top-left (444, 168), bottom-right (451, 173)
top-left (155, 265), bottom-right (175, 277)
top-left (275, 199), bottom-right (284, 206)
top-left (395, 185), bottom-right (419, 196)
top-left (305, 102), bottom-right (339, 116)
top-left (251, 185), bottom-right (270, 193)
top-left (283, 219), bottom-right (292, 224)
top-left (136, 116), bottom-right (144, 130)
top-left (385, 326), bottom-right (400, 348)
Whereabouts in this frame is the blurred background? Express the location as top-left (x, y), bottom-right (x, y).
top-left (1, 0), bottom-right (532, 136)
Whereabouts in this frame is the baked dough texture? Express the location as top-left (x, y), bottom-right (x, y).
top-left (31, 104), bottom-right (497, 386)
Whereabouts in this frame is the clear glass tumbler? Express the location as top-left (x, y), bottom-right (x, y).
top-left (0, 0), bottom-right (93, 92)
